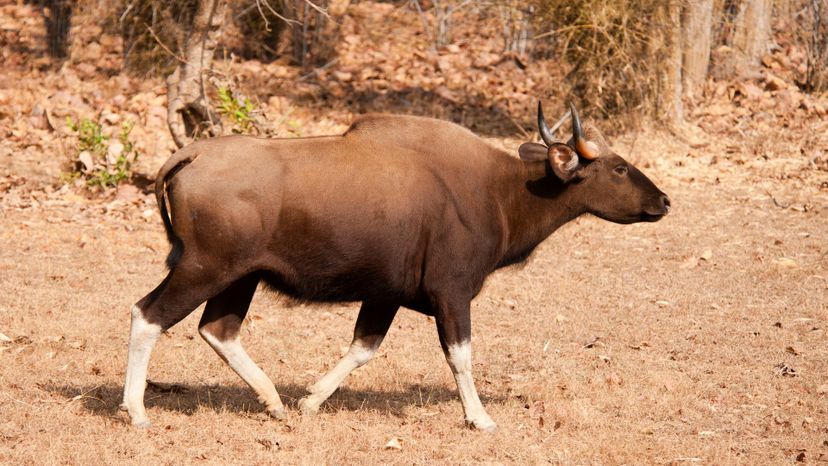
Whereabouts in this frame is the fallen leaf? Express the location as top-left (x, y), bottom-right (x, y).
top-left (583, 336), bottom-right (602, 349)
top-left (680, 256), bottom-right (699, 269)
top-left (384, 437), bottom-right (402, 450)
top-left (0, 331), bottom-right (11, 343)
top-left (764, 73), bottom-right (788, 91)
top-left (78, 151), bottom-right (94, 173)
top-left (332, 70), bottom-right (352, 82)
top-left (67, 340), bottom-right (86, 350)
top-left (528, 400), bottom-right (545, 419)
top-left (107, 141), bottom-right (124, 162)
top-left (774, 362), bottom-right (797, 377)
top-left (776, 258), bottom-right (798, 268)
top-left (655, 300), bottom-right (670, 307)
top-left (256, 438), bottom-right (277, 450)
top-left (785, 346), bottom-right (800, 356)
top-left (699, 250), bottom-right (713, 261)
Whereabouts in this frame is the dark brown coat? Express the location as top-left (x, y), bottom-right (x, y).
top-left (122, 111), bottom-right (670, 431)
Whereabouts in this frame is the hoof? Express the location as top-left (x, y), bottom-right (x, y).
top-left (297, 397), bottom-right (319, 415)
top-left (132, 419), bottom-right (152, 429)
top-left (267, 406), bottom-right (287, 420)
top-left (118, 403), bottom-right (127, 412)
top-left (466, 419), bottom-right (498, 433)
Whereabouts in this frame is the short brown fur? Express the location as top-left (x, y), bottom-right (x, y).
top-left (127, 110), bottom-right (670, 430)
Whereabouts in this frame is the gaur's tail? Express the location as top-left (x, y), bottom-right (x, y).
top-left (155, 146), bottom-right (198, 269)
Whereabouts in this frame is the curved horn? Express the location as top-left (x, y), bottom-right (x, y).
top-left (537, 101), bottom-right (556, 147)
top-left (570, 102), bottom-right (599, 160)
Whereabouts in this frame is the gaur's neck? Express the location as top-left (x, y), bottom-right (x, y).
top-left (496, 157), bottom-right (584, 267)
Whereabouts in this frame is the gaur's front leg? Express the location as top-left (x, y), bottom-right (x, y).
top-left (434, 296), bottom-right (497, 432)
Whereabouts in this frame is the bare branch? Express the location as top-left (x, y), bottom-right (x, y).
top-left (144, 23), bottom-right (187, 64)
top-left (304, 0), bottom-right (331, 19)
top-left (256, 0), bottom-right (300, 26)
top-left (548, 109), bottom-right (571, 136)
top-left (410, 0), bottom-right (434, 49)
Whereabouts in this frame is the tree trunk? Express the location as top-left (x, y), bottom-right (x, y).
top-left (730, 0), bottom-right (772, 75)
top-left (681, 0), bottom-right (714, 98)
top-left (41, 0), bottom-right (72, 59)
top-left (166, 0), bottom-right (225, 149)
top-left (499, 1), bottom-right (532, 57)
top-left (658, 1), bottom-right (684, 124)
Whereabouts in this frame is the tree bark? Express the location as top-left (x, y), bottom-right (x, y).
top-left (41, 0), bottom-right (72, 59)
top-left (681, 0), bottom-right (714, 98)
top-left (166, 0), bottom-right (225, 149)
top-left (730, 0), bottom-right (772, 75)
top-left (658, 1), bottom-right (684, 124)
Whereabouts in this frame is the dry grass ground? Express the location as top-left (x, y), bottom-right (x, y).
top-left (1, 127), bottom-right (826, 464)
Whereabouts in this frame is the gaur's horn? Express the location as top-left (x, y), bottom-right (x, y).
top-left (570, 102), bottom-right (599, 160)
top-left (537, 101), bottom-right (556, 147)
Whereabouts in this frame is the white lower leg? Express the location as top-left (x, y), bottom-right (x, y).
top-left (446, 341), bottom-right (496, 432)
top-left (299, 342), bottom-right (377, 413)
top-left (123, 305), bottom-right (162, 428)
top-left (199, 330), bottom-right (285, 418)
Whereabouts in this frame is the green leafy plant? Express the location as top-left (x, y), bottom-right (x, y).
top-left (67, 117), bottom-right (139, 188)
top-left (217, 86), bottom-right (255, 134)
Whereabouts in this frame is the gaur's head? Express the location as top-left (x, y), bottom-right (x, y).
top-left (518, 102), bottom-right (671, 224)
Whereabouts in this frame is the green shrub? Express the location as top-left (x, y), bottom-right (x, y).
top-left (67, 117), bottom-right (140, 188)
top-left (217, 86), bottom-right (256, 134)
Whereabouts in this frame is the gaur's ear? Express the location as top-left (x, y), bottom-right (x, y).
top-left (518, 142), bottom-right (548, 162)
top-left (548, 143), bottom-right (580, 182)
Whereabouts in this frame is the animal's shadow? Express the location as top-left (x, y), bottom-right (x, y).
top-left (44, 381), bottom-right (505, 422)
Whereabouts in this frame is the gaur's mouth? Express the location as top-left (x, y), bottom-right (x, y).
top-left (640, 211), bottom-right (666, 222)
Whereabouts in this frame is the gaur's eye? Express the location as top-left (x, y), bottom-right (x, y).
top-left (614, 165), bottom-right (628, 176)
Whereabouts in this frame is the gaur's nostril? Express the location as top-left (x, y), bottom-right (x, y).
top-left (661, 195), bottom-right (671, 212)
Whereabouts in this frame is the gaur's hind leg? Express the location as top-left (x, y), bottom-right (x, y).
top-left (433, 295), bottom-right (497, 432)
top-left (298, 300), bottom-right (399, 414)
top-left (198, 273), bottom-right (287, 420)
top-left (122, 258), bottom-right (237, 428)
